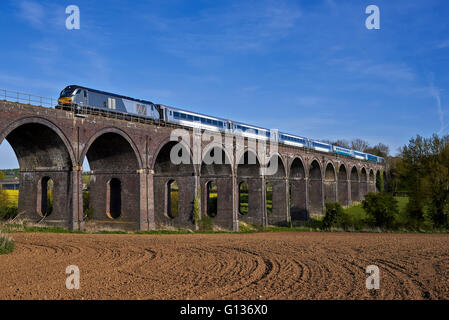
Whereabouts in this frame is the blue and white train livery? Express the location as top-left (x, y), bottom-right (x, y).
top-left (57, 85), bottom-right (386, 165)
top-left (279, 133), bottom-right (307, 147)
top-left (161, 105), bottom-right (228, 132)
top-left (310, 140), bottom-right (333, 153)
top-left (230, 121), bottom-right (271, 141)
top-left (333, 145), bottom-right (353, 157)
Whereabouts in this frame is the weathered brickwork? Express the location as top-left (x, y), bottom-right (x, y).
top-left (0, 101), bottom-right (385, 231)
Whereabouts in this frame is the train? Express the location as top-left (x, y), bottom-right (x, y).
top-left (57, 85), bottom-right (385, 164)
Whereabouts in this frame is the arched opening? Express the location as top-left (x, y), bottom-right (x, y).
top-left (154, 141), bottom-right (195, 228)
top-left (289, 158), bottom-right (307, 220)
top-left (265, 154), bottom-right (287, 225)
top-left (200, 146), bottom-right (232, 228)
top-left (337, 164), bottom-right (349, 206)
top-left (37, 176), bottom-right (53, 217)
top-left (369, 169), bottom-right (375, 193)
top-left (239, 181), bottom-right (248, 215)
top-left (167, 180), bottom-right (179, 219)
top-left (324, 163), bottom-right (336, 203)
top-left (206, 181), bottom-right (218, 218)
top-left (308, 160), bottom-right (323, 213)
top-left (0, 141), bottom-right (20, 220)
top-left (266, 182), bottom-right (273, 215)
top-left (1, 121), bottom-right (73, 226)
top-left (360, 168), bottom-right (368, 198)
top-left (350, 166), bottom-right (359, 203)
top-left (107, 178), bottom-right (121, 219)
top-left (376, 170), bottom-right (381, 192)
top-left (237, 150), bottom-right (262, 225)
top-left (83, 131), bottom-right (141, 228)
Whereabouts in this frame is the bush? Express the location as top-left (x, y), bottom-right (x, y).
top-left (0, 232), bottom-right (14, 254)
top-left (82, 190), bottom-right (94, 221)
top-left (323, 202), bottom-right (347, 230)
top-left (0, 205), bottom-right (18, 220)
top-left (198, 215), bottom-right (213, 232)
top-left (362, 192), bottom-right (398, 229)
top-left (193, 187), bottom-right (201, 229)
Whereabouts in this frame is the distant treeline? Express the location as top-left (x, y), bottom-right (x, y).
top-left (0, 169), bottom-right (19, 178)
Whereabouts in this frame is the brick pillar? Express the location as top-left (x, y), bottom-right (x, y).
top-left (285, 177), bottom-right (291, 225)
top-left (147, 170), bottom-right (156, 230)
top-left (304, 177), bottom-right (309, 219)
top-left (347, 178), bottom-right (352, 205)
top-left (232, 174), bottom-right (239, 232)
top-left (72, 166), bottom-right (83, 231)
top-left (139, 169), bottom-right (149, 231)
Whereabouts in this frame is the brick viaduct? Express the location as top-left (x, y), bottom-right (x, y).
top-left (0, 100), bottom-right (384, 231)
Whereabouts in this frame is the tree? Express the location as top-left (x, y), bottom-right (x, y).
top-left (399, 134), bottom-right (449, 228)
top-left (332, 139), bottom-right (350, 148)
top-left (323, 202), bottom-right (347, 230)
top-left (365, 143), bottom-right (389, 158)
top-left (351, 138), bottom-right (369, 152)
top-left (0, 171), bottom-right (4, 180)
top-left (362, 192), bottom-right (398, 229)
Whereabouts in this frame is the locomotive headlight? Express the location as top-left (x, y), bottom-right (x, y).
top-left (58, 97), bottom-right (73, 104)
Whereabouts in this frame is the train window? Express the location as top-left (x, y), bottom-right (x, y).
top-left (194, 116), bottom-right (199, 122)
top-left (83, 90), bottom-right (87, 98)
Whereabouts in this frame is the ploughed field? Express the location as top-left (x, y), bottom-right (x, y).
top-left (0, 232), bottom-right (448, 299)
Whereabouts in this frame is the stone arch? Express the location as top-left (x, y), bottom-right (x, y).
top-left (0, 117), bottom-right (75, 227)
top-left (308, 159), bottom-right (323, 213)
top-left (80, 127), bottom-right (143, 170)
top-left (350, 166), bottom-right (360, 203)
top-left (153, 140), bottom-right (195, 229)
top-left (237, 149), bottom-right (263, 226)
top-left (337, 164), bottom-right (349, 206)
top-left (376, 170), bottom-right (381, 192)
top-left (324, 162), bottom-right (336, 204)
top-left (200, 145), bottom-right (233, 229)
top-left (289, 157), bottom-right (307, 220)
top-left (82, 129), bottom-right (142, 229)
top-left (265, 153), bottom-right (288, 226)
top-left (369, 169), bottom-right (375, 193)
top-left (360, 167), bottom-right (368, 199)
top-left (0, 117), bottom-right (75, 169)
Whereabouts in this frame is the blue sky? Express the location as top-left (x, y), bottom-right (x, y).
top-left (1, 0), bottom-right (449, 168)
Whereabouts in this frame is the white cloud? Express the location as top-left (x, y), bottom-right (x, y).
top-left (329, 58), bottom-right (416, 82)
top-left (429, 85), bottom-right (447, 134)
top-left (18, 1), bottom-right (45, 28)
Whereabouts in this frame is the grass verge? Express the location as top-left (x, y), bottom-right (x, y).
top-left (0, 232), bottom-right (14, 254)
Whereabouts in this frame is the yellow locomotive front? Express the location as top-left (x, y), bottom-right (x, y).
top-left (58, 86), bottom-right (76, 106)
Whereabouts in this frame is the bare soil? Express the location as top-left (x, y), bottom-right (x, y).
top-left (0, 232), bottom-right (448, 300)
